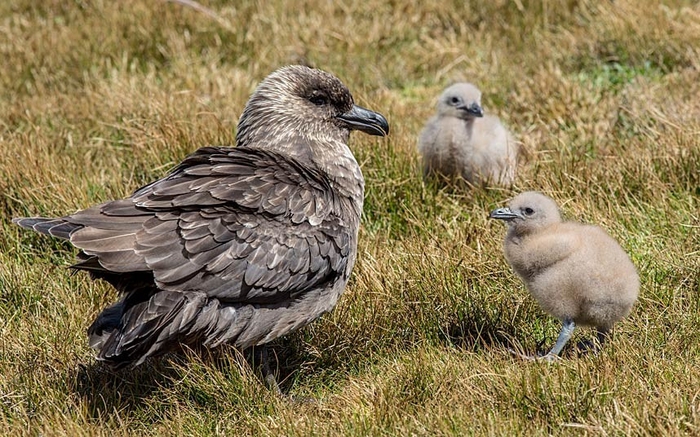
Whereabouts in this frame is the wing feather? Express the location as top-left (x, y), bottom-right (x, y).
top-left (17, 145), bottom-right (358, 366)
top-left (47, 147), bottom-right (353, 306)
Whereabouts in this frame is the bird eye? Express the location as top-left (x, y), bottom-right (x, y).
top-left (450, 96), bottom-right (460, 105)
top-left (524, 207), bottom-right (534, 215)
top-left (309, 92), bottom-right (329, 106)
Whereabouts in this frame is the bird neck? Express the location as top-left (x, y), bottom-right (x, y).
top-left (237, 121), bottom-right (364, 217)
top-left (504, 232), bottom-right (541, 280)
top-left (462, 117), bottom-right (476, 132)
top-left (312, 145), bottom-right (365, 219)
top-left (505, 226), bottom-right (535, 251)
top-left (505, 223), bottom-right (577, 280)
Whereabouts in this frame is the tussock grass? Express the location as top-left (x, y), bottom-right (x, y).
top-left (1, 0), bottom-right (699, 434)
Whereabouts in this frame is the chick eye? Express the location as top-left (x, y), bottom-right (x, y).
top-left (309, 93), bottom-right (329, 106)
top-left (523, 207), bottom-right (534, 215)
top-left (450, 96), bottom-right (460, 105)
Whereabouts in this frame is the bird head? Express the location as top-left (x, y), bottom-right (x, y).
top-left (489, 191), bottom-right (562, 235)
top-left (437, 82), bottom-right (484, 120)
top-left (236, 65), bottom-right (389, 150)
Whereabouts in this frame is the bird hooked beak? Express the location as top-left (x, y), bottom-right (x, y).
top-left (458, 102), bottom-right (484, 118)
top-left (337, 104), bottom-right (390, 136)
top-left (489, 207), bottom-right (523, 221)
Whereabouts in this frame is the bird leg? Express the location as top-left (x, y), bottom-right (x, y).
top-left (596, 328), bottom-right (609, 347)
top-left (250, 345), bottom-right (282, 394)
top-left (542, 318), bottom-right (576, 361)
top-left (508, 318), bottom-right (576, 362)
top-left (576, 327), bottom-right (609, 355)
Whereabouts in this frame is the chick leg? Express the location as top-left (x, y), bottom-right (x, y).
top-left (508, 318), bottom-right (576, 361)
top-left (542, 318), bottom-right (575, 361)
top-left (575, 326), bottom-right (610, 355)
top-left (596, 328), bottom-right (610, 346)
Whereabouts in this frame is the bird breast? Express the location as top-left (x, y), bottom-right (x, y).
top-left (504, 224), bottom-right (581, 283)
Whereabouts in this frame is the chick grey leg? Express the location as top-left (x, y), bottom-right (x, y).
top-left (507, 319), bottom-right (576, 361)
top-left (575, 327), bottom-right (610, 355)
top-left (542, 318), bottom-right (576, 361)
top-left (590, 327), bottom-right (609, 354)
top-left (596, 328), bottom-right (609, 347)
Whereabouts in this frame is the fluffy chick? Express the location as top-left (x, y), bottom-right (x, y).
top-left (490, 191), bottom-right (640, 360)
top-left (418, 83), bottom-right (518, 187)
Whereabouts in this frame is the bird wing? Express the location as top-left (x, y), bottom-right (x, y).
top-left (521, 225), bottom-right (582, 273)
top-left (66, 146), bottom-right (354, 303)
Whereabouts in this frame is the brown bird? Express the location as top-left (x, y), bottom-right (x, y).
top-left (14, 65), bottom-right (389, 370)
top-left (418, 82), bottom-right (518, 187)
top-left (489, 191), bottom-right (640, 360)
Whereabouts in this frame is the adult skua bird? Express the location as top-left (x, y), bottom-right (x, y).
top-left (14, 65), bottom-right (389, 374)
top-left (489, 191), bottom-right (639, 360)
top-left (418, 82), bottom-right (518, 187)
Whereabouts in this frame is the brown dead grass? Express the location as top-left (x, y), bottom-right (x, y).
top-left (1, 0), bottom-right (699, 435)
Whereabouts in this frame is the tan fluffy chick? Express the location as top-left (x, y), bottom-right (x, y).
top-left (418, 83), bottom-right (518, 187)
top-left (490, 191), bottom-right (640, 360)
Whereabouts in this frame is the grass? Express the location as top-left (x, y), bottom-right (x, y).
top-left (1, 0), bottom-right (699, 435)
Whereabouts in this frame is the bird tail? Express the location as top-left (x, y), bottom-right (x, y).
top-left (12, 217), bottom-right (81, 240)
top-left (89, 290), bottom-right (202, 368)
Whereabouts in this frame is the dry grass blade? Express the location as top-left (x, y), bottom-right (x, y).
top-left (1, 0), bottom-right (699, 435)
top-left (163, 0), bottom-right (235, 33)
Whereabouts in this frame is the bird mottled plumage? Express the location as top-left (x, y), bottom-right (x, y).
top-left (418, 82), bottom-right (518, 187)
top-left (14, 65), bottom-right (389, 367)
top-left (490, 191), bottom-right (640, 359)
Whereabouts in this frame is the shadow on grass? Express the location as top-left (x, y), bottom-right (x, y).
top-left (67, 342), bottom-right (313, 419)
top-left (444, 308), bottom-right (607, 360)
top-left (70, 355), bottom-right (198, 418)
top-left (439, 305), bottom-right (535, 356)
top-left (63, 301), bottom-right (543, 418)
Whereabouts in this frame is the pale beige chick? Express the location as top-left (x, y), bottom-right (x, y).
top-left (418, 82), bottom-right (518, 187)
top-left (490, 191), bottom-right (639, 359)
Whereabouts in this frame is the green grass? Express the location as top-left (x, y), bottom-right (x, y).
top-left (1, 0), bottom-right (699, 435)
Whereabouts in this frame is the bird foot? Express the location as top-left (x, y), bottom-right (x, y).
top-left (538, 353), bottom-right (562, 362)
top-left (507, 348), bottom-right (561, 362)
top-left (507, 348), bottom-right (537, 361)
top-left (263, 371), bottom-right (283, 395)
top-left (249, 345), bottom-right (285, 395)
top-left (576, 338), bottom-right (604, 356)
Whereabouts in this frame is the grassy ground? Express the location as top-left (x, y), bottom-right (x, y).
top-left (1, 0), bottom-right (699, 435)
